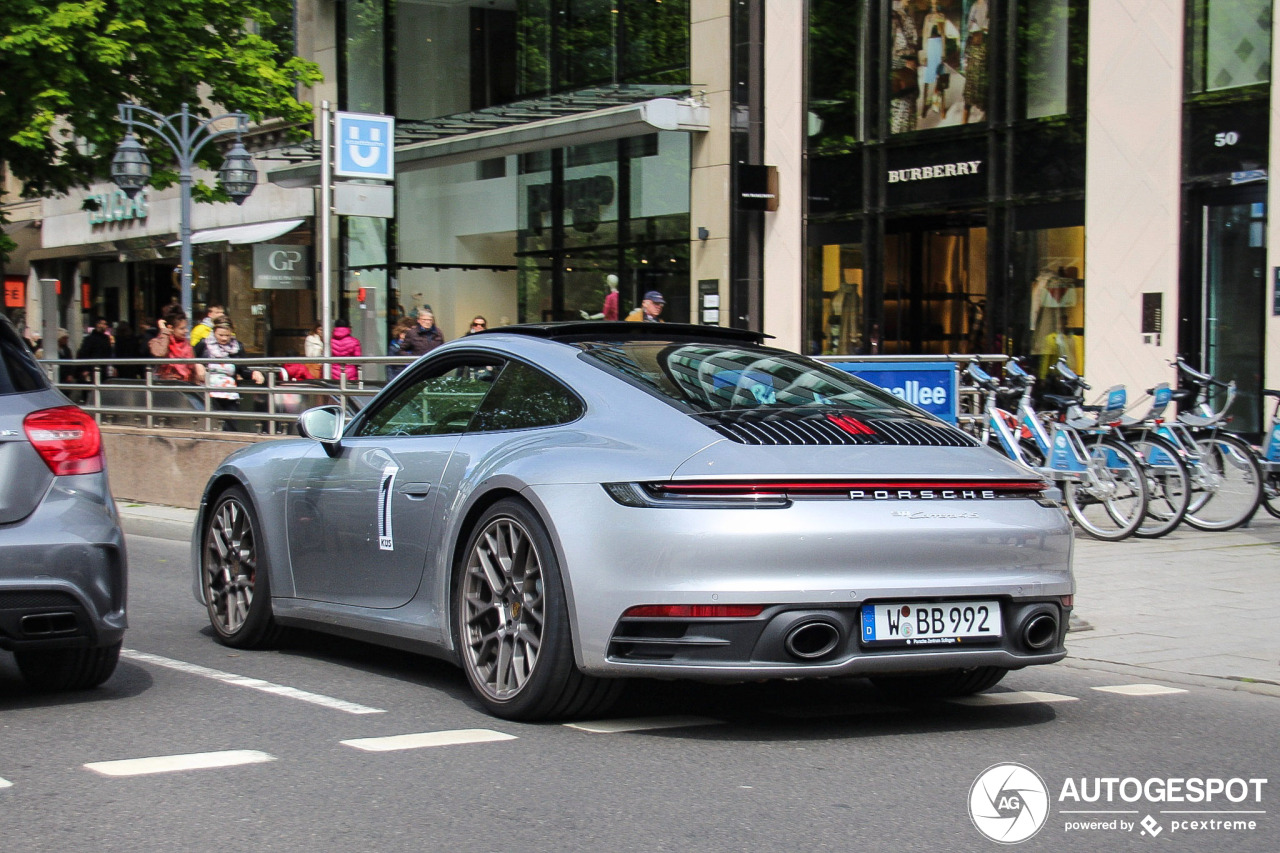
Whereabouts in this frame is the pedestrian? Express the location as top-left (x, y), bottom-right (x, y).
top-left (466, 315), bottom-right (487, 335)
top-left (385, 315), bottom-right (416, 381)
top-left (329, 317), bottom-right (362, 382)
top-left (149, 309), bottom-right (204, 383)
top-left (112, 321), bottom-right (144, 379)
top-left (190, 303), bottom-right (225, 349)
top-left (76, 316), bottom-right (115, 382)
top-left (399, 308), bottom-right (445, 357)
top-left (55, 329), bottom-right (76, 385)
top-left (302, 321), bottom-right (323, 379)
top-left (202, 319), bottom-right (264, 431)
top-left (625, 290), bottom-right (666, 323)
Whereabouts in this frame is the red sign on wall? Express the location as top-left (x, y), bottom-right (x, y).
top-left (81, 281), bottom-right (92, 309)
top-left (4, 276), bottom-right (24, 308)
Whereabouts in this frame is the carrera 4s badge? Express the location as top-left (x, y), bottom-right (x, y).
top-left (893, 510), bottom-right (980, 520)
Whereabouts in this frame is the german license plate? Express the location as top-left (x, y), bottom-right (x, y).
top-left (860, 601), bottom-right (1002, 647)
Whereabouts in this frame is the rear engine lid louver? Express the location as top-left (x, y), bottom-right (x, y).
top-left (693, 410), bottom-right (978, 447)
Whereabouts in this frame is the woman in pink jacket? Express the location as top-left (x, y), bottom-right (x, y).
top-left (329, 319), bottom-right (362, 381)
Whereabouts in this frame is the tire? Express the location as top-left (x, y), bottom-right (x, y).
top-left (870, 666), bottom-right (1008, 699)
top-left (202, 486), bottom-right (281, 649)
top-left (1183, 433), bottom-right (1263, 531)
top-left (1264, 472), bottom-right (1280, 519)
top-left (15, 642), bottom-right (121, 691)
top-left (454, 498), bottom-right (622, 721)
top-left (1064, 438), bottom-right (1148, 541)
top-left (1127, 433), bottom-right (1191, 538)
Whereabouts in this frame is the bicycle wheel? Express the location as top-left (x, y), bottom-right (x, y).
top-left (1065, 438), bottom-right (1149, 541)
top-left (1127, 433), bottom-right (1191, 538)
top-left (1183, 433), bottom-right (1263, 531)
top-left (1264, 472), bottom-right (1280, 519)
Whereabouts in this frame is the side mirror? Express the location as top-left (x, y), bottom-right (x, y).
top-left (298, 405), bottom-right (345, 451)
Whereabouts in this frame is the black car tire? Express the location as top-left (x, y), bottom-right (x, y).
top-left (202, 486), bottom-right (282, 649)
top-left (15, 641), bottom-right (122, 691)
top-left (869, 666), bottom-right (1008, 699)
top-left (454, 498), bottom-right (621, 721)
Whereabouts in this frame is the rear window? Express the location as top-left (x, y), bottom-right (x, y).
top-left (576, 341), bottom-right (926, 418)
top-left (0, 320), bottom-right (49, 395)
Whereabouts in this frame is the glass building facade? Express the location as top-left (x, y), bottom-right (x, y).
top-left (805, 0), bottom-right (1087, 380)
top-left (337, 0), bottom-right (692, 349)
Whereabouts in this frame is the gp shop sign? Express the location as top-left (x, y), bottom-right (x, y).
top-left (828, 361), bottom-right (958, 424)
top-left (252, 244), bottom-right (313, 290)
top-left (334, 112), bottom-right (395, 180)
top-left (87, 187), bottom-right (148, 226)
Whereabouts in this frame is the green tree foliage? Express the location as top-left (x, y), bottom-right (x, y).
top-left (0, 0), bottom-right (322, 202)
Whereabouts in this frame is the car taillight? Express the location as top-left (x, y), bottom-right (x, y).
top-left (623, 605), bottom-right (765, 618)
top-left (23, 406), bottom-right (104, 475)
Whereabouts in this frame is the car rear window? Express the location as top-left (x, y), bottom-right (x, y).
top-left (0, 321), bottom-right (49, 395)
top-left (576, 341), bottom-right (925, 417)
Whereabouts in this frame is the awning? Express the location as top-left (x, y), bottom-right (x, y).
top-left (168, 219), bottom-right (304, 247)
top-left (269, 95), bottom-right (708, 188)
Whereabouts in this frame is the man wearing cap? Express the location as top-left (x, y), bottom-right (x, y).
top-left (626, 290), bottom-right (666, 323)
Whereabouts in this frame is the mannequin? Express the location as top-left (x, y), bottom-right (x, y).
top-left (962, 0), bottom-right (990, 124)
top-left (919, 0), bottom-right (947, 119)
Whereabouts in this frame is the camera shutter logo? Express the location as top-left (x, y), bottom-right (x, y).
top-left (969, 763), bottom-right (1051, 844)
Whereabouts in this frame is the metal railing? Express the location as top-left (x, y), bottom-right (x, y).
top-left (48, 352), bottom-right (1013, 435)
top-left (41, 356), bottom-right (415, 435)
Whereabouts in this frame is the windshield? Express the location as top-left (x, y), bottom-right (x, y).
top-left (578, 342), bottom-right (928, 419)
top-left (0, 319), bottom-right (48, 395)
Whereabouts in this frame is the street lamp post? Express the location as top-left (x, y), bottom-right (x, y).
top-left (111, 103), bottom-right (258, 321)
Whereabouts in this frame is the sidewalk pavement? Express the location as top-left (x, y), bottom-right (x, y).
top-left (117, 501), bottom-right (1280, 697)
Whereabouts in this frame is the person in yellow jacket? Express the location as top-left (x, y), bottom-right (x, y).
top-left (625, 290), bottom-right (665, 322)
top-left (189, 304), bottom-right (225, 348)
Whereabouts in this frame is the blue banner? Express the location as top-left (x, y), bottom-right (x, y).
top-left (829, 361), bottom-right (958, 424)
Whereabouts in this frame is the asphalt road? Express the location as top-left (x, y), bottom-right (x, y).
top-left (1, 534), bottom-right (1276, 853)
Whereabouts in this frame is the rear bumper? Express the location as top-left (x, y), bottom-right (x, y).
top-left (0, 481), bottom-right (127, 651)
top-left (527, 483), bottom-right (1073, 678)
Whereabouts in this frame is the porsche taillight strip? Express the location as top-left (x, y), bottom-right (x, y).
top-left (654, 479), bottom-right (1046, 496)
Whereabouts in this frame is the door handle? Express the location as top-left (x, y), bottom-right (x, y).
top-left (398, 482), bottom-right (432, 500)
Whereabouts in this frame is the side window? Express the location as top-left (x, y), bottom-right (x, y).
top-left (357, 359), bottom-right (502, 436)
top-left (469, 360), bottom-right (584, 432)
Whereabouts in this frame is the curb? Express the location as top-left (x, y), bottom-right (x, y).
top-left (117, 503), bottom-right (197, 543)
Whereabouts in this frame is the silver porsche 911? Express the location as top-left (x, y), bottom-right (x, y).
top-left (192, 323), bottom-right (1073, 720)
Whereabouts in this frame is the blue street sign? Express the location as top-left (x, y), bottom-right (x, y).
top-left (334, 112), bottom-right (395, 180)
top-left (829, 361), bottom-right (958, 424)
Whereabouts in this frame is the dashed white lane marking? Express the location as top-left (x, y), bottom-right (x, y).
top-left (1092, 683), bottom-right (1189, 696)
top-left (341, 729), bottom-right (516, 752)
top-left (948, 690), bottom-right (1079, 707)
top-left (85, 750), bottom-right (276, 777)
top-left (121, 650), bottom-right (384, 715)
top-left (0, 777), bottom-right (12, 789)
top-left (564, 716), bottom-right (723, 734)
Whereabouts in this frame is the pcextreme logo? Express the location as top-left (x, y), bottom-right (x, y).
top-left (969, 764), bottom-right (1270, 844)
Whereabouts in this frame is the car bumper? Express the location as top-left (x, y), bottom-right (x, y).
top-left (528, 483), bottom-right (1073, 679)
top-left (0, 479), bottom-right (128, 651)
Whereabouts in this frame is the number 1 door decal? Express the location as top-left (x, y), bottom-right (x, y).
top-left (378, 465), bottom-right (398, 550)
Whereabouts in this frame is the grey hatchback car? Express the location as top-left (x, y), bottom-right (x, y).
top-left (0, 314), bottom-right (126, 690)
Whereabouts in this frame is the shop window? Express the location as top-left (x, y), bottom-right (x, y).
top-left (888, 0), bottom-right (991, 135)
top-left (1021, 0), bottom-right (1071, 118)
top-left (808, 241), bottom-right (866, 356)
top-left (1188, 0), bottom-right (1272, 94)
top-left (808, 0), bottom-right (866, 153)
top-left (1008, 223), bottom-right (1084, 380)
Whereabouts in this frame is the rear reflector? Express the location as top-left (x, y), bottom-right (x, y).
top-left (23, 406), bottom-right (104, 475)
top-left (623, 604), bottom-right (766, 619)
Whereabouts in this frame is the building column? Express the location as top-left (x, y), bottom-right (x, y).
top-left (1084, 0), bottom-right (1184, 390)
top-left (1267, 0), bottom-right (1280, 391)
top-left (689, 1), bottom-right (733, 326)
top-left (760, 1), bottom-right (804, 351)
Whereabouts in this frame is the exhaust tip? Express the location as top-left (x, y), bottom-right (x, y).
top-left (784, 620), bottom-right (841, 660)
top-left (1022, 613), bottom-right (1058, 650)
